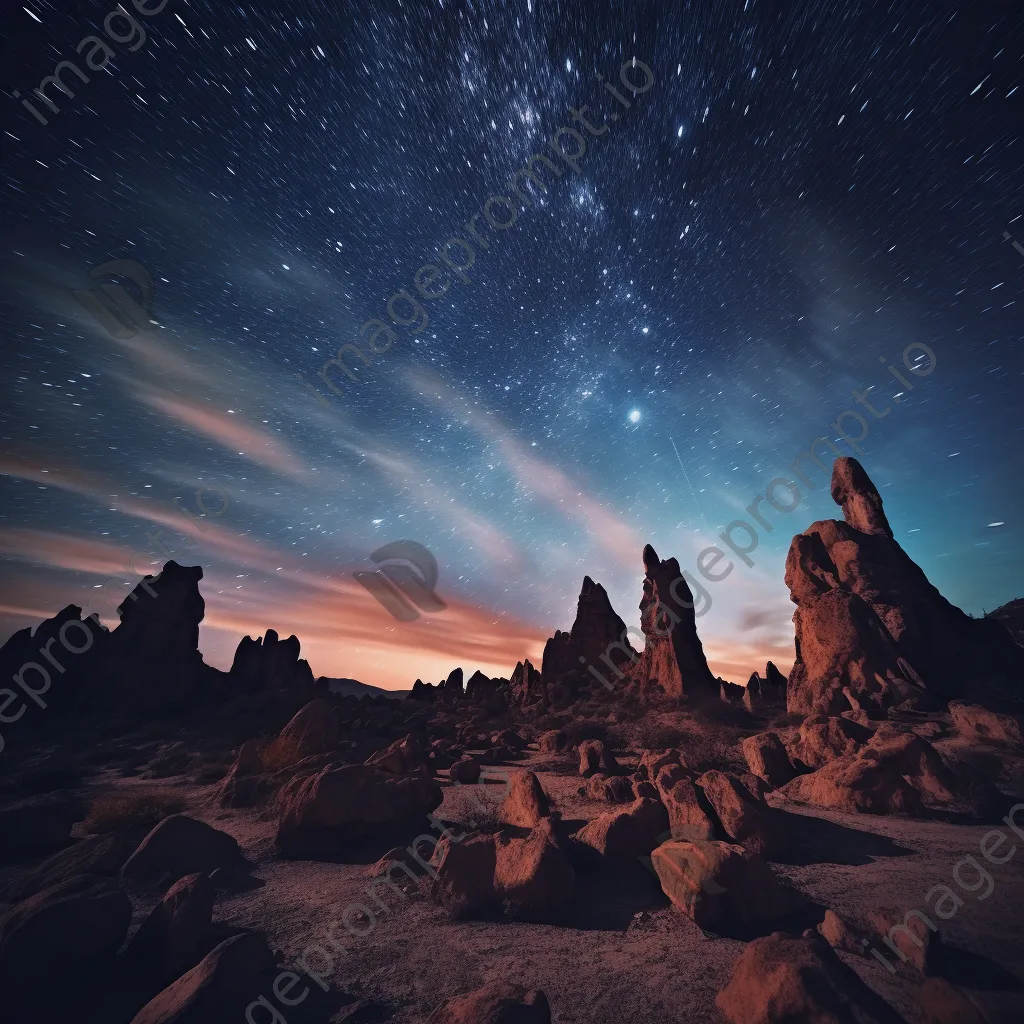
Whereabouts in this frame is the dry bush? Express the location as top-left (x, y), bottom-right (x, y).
top-left (440, 776), bottom-right (510, 833)
top-left (256, 733), bottom-right (307, 772)
top-left (629, 718), bottom-right (690, 751)
top-left (84, 789), bottom-right (185, 835)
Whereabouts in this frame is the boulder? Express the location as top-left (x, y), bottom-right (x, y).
top-left (537, 730), bottom-right (568, 754)
top-left (276, 764), bottom-right (442, 858)
top-left (449, 758), bottom-right (481, 784)
top-left (494, 820), bottom-right (575, 919)
top-left (5, 833), bottom-right (130, 901)
top-left (715, 930), bottom-right (907, 1024)
top-left (500, 771), bottom-right (550, 827)
top-left (264, 699), bottom-right (338, 767)
top-left (789, 715), bottom-right (872, 769)
top-left (858, 728), bottom-right (957, 805)
top-left (574, 798), bottom-right (669, 860)
top-left (697, 771), bottom-right (788, 860)
top-left (636, 748), bottom-right (686, 781)
top-left (656, 774), bottom-right (719, 843)
top-left (122, 815), bottom-right (243, 882)
top-left (426, 983), bottom-right (551, 1024)
top-left (367, 846), bottom-right (425, 894)
top-left (577, 739), bottom-right (617, 777)
top-left (123, 872), bottom-right (215, 983)
top-left (651, 841), bottom-right (799, 931)
top-left (0, 874), bottom-right (132, 992)
top-left (0, 792), bottom-right (84, 862)
top-left (129, 932), bottom-right (274, 1024)
top-left (431, 820), bottom-right (573, 920)
top-left (627, 545), bottom-right (718, 699)
top-left (365, 733), bottom-right (428, 775)
top-left (918, 978), bottom-right (987, 1024)
top-left (948, 701), bottom-right (1024, 748)
top-left (741, 733), bottom-right (797, 789)
top-left (775, 756), bottom-right (923, 816)
top-left (586, 774), bottom-right (634, 802)
top-left (491, 729), bottom-right (527, 751)
top-left (216, 741), bottom-right (267, 809)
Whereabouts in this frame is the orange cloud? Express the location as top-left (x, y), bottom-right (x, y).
top-left (138, 392), bottom-right (310, 481)
top-left (406, 370), bottom-right (644, 568)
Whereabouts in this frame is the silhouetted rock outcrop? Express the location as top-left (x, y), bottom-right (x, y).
top-left (229, 629), bottom-right (314, 694)
top-left (628, 545), bottom-right (717, 699)
top-left (785, 459), bottom-right (1024, 715)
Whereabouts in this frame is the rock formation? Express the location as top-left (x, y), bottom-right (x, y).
top-left (228, 629), bottom-right (314, 694)
top-left (540, 575), bottom-right (636, 687)
top-left (627, 545), bottom-right (718, 699)
top-left (509, 658), bottom-right (544, 708)
top-left (785, 458), bottom-right (1024, 715)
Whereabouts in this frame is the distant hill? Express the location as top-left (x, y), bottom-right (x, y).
top-left (318, 676), bottom-right (409, 700)
top-left (988, 598), bottom-right (1024, 647)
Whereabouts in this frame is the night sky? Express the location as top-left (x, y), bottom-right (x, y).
top-left (1, 0), bottom-right (1021, 691)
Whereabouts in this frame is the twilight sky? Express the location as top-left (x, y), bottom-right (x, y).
top-left (1, 0), bottom-right (1021, 691)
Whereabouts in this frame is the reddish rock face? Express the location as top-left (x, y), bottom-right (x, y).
top-left (628, 545), bottom-right (718, 700)
top-left (510, 659), bottom-right (544, 708)
top-left (715, 930), bottom-right (906, 1024)
top-left (500, 770), bottom-right (551, 827)
top-left (785, 458), bottom-right (1024, 715)
top-left (573, 798), bottom-right (669, 860)
top-left (651, 841), bottom-right (799, 931)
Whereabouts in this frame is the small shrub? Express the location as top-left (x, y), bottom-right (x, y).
top-left (83, 789), bottom-right (185, 835)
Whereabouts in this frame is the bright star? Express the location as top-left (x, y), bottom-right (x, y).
top-left (628, 410), bottom-right (642, 424)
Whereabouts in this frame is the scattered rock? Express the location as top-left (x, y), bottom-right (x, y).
top-left (789, 714), bottom-right (873, 769)
top-left (365, 733), bottom-right (429, 775)
top-left (449, 757), bottom-right (482, 784)
top-left (586, 774), bottom-right (634, 802)
top-left (741, 733), bottom-right (797, 789)
top-left (651, 840), bottom-right (800, 931)
top-left (275, 764), bottom-right (442, 858)
top-left (431, 820), bottom-right (573, 920)
top-left (426, 982), bottom-right (551, 1024)
top-left (216, 741), bottom-right (267, 809)
top-left (264, 698), bottom-right (339, 768)
top-left (537, 730), bottom-right (568, 754)
top-left (123, 872), bottom-right (215, 983)
top-left (5, 833), bottom-right (129, 901)
top-left (0, 874), bottom-right (132, 992)
top-left (574, 798), bottom-right (669, 860)
top-left (577, 739), bottom-right (617, 777)
top-left (775, 756), bottom-right (923, 816)
top-left (818, 906), bottom-right (942, 974)
top-left (129, 931), bottom-right (274, 1024)
top-left (918, 978), bottom-right (988, 1024)
top-left (697, 771), bottom-right (788, 859)
top-left (122, 815), bottom-right (243, 883)
top-left (715, 929), bottom-right (907, 1024)
top-left (656, 774), bottom-right (719, 843)
top-left (948, 701), bottom-right (1024, 749)
top-left (500, 771), bottom-right (551, 827)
